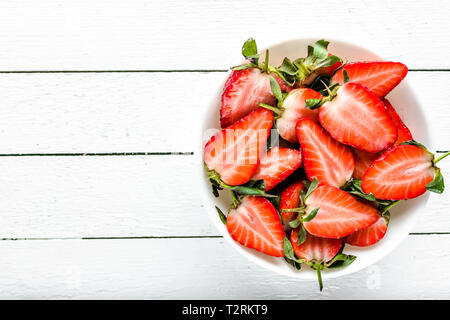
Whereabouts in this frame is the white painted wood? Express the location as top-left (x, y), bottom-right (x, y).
top-left (0, 155), bottom-right (447, 238)
top-left (0, 71), bottom-right (448, 153)
top-left (0, 0), bottom-right (448, 70)
top-left (0, 236), bottom-right (448, 299)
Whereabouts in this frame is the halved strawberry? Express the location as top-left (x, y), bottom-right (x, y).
top-left (204, 108), bottom-right (273, 186)
top-left (303, 185), bottom-right (379, 238)
top-left (361, 143), bottom-right (438, 200)
top-left (319, 82), bottom-right (398, 153)
top-left (296, 118), bottom-right (354, 188)
top-left (280, 181), bottom-right (305, 226)
top-left (352, 148), bottom-right (380, 180)
top-left (221, 68), bottom-right (289, 127)
top-left (275, 88), bottom-right (323, 143)
top-left (347, 214), bottom-right (388, 247)
top-left (290, 231), bottom-right (343, 263)
top-left (383, 99), bottom-right (413, 145)
top-left (227, 196), bottom-right (285, 257)
top-left (252, 147), bottom-right (302, 191)
top-left (332, 61), bottom-right (408, 97)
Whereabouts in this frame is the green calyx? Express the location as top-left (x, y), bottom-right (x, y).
top-left (232, 38), bottom-right (275, 74)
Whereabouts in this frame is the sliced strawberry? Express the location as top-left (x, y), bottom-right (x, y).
top-left (362, 144), bottom-right (436, 200)
top-left (303, 185), bottom-right (379, 238)
top-left (279, 181), bottom-right (305, 225)
top-left (290, 231), bottom-right (343, 263)
top-left (252, 147), bottom-right (302, 190)
top-left (204, 108), bottom-right (273, 186)
top-left (383, 99), bottom-right (413, 145)
top-left (347, 214), bottom-right (388, 247)
top-left (220, 68), bottom-right (289, 128)
top-left (276, 88), bottom-right (322, 143)
top-left (319, 82), bottom-right (398, 153)
top-left (227, 196), bottom-right (285, 257)
top-left (296, 118), bottom-right (354, 188)
top-left (332, 61), bottom-right (408, 97)
top-left (352, 148), bottom-right (380, 180)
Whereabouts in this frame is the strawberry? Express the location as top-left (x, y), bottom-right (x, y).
top-left (204, 108), bottom-right (273, 186)
top-left (303, 185), bottom-right (380, 238)
top-left (296, 118), bottom-right (354, 188)
top-left (361, 142), bottom-right (445, 200)
top-left (347, 214), bottom-right (389, 247)
top-left (227, 196), bottom-right (285, 257)
top-left (221, 68), bottom-right (289, 127)
top-left (352, 148), bottom-right (380, 180)
top-left (279, 181), bottom-right (305, 226)
top-left (290, 231), bottom-right (343, 264)
top-left (383, 99), bottom-right (413, 145)
top-left (318, 82), bottom-right (398, 153)
top-left (220, 38), bottom-right (291, 128)
top-left (252, 147), bottom-right (302, 191)
top-left (332, 61), bottom-right (408, 98)
top-left (274, 88), bottom-right (323, 143)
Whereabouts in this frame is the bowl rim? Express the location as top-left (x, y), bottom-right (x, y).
top-left (198, 37), bottom-right (433, 280)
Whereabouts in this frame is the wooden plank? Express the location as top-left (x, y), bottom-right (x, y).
top-left (0, 1), bottom-right (448, 70)
top-left (0, 71), bottom-right (448, 153)
top-left (0, 236), bottom-right (448, 299)
top-left (0, 155), bottom-right (448, 238)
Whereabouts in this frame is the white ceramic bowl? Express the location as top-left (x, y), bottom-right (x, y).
top-left (199, 38), bottom-right (432, 280)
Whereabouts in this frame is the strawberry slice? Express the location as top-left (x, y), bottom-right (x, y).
top-left (276, 88), bottom-right (323, 143)
top-left (221, 68), bottom-right (289, 128)
top-left (296, 118), bottom-right (354, 188)
top-left (347, 214), bottom-right (388, 247)
top-left (290, 231), bottom-right (343, 263)
top-left (280, 181), bottom-right (305, 226)
top-left (319, 82), bottom-right (398, 153)
top-left (204, 108), bottom-right (273, 186)
top-left (332, 61), bottom-right (408, 97)
top-left (227, 196), bottom-right (285, 257)
top-left (361, 143), bottom-right (437, 200)
top-left (383, 99), bottom-right (413, 145)
top-left (303, 185), bottom-right (379, 238)
top-left (352, 148), bottom-right (380, 180)
top-left (252, 147), bottom-right (302, 191)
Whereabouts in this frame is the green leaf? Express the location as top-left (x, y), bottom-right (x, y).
top-left (231, 185), bottom-right (277, 198)
top-left (242, 38), bottom-right (258, 59)
top-left (343, 69), bottom-right (350, 83)
top-left (305, 99), bottom-right (323, 110)
top-left (247, 179), bottom-right (266, 190)
top-left (278, 57), bottom-right (298, 75)
top-left (313, 39), bottom-right (330, 60)
top-left (231, 63), bottom-right (256, 71)
top-left (426, 168), bottom-right (445, 194)
top-left (400, 140), bottom-right (427, 149)
top-left (301, 207), bottom-right (319, 222)
top-left (297, 224), bottom-right (307, 246)
top-left (283, 237), bottom-right (296, 260)
top-left (215, 206), bottom-right (227, 225)
top-left (269, 76), bottom-right (283, 102)
top-left (304, 177), bottom-right (319, 199)
top-left (348, 190), bottom-right (376, 202)
top-left (314, 55), bottom-right (341, 68)
top-left (288, 219), bottom-right (301, 228)
top-left (284, 257), bottom-right (302, 270)
top-left (326, 254), bottom-right (357, 269)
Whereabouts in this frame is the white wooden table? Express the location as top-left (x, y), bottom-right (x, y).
top-left (0, 0), bottom-right (449, 299)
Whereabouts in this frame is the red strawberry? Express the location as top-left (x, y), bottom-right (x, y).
top-left (347, 214), bottom-right (388, 247)
top-left (361, 144), bottom-right (437, 200)
top-left (276, 88), bottom-right (323, 143)
top-left (204, 108), bottom-right (273, 186)
top-left (352, 148), bottom-right (380, 180)
top-left (227, 196), bottom-right (285, 257)
top-left (332, 61), bottom-right (408, 97)
top-left (383, 99), bottom-right (413, 145)
top-left (279, 181), bottom-right (305, 225)
top-left (252, 147), bottom-right (302, 190)
top-left (290, 231), bottom-right (343, 263)
top-left (296, 118), bottom-right (354, 188)
top-left (220, 68), bottom-right (289, 128)
top-left (303, 185), bottom-right (379, 238)
top-left (319, 82), bottom-right (398, 153)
